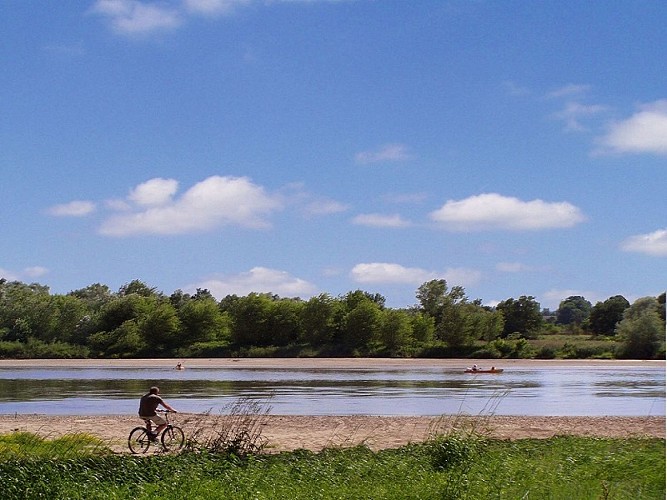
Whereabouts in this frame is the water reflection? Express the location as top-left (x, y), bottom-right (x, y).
top-left (0, 367), bottom-right (663, 417)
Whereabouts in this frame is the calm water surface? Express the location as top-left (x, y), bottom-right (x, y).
top-left (0, 366), bottom-right (663, 417)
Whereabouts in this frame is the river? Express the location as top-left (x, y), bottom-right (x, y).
top-left (0, 364), bottom-right (663, 417)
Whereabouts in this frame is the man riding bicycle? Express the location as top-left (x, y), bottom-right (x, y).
top-left (138, 386), bottom-right (177, 440)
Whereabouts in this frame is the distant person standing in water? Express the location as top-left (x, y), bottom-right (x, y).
top-left (138, 386), bottom-right (177, 440)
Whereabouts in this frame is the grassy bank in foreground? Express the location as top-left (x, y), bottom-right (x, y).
top-left (1, 434), bottom-right (664, 499)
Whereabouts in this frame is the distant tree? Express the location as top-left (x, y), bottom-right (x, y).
top-left (48, 295), bottom-right (88, 344)
top-left (301, 294), bottom-right (338, 346)
top-left (416, 279), bottom-right (469, 345)
top-left (178, 297), bottom-right (228, 345)
top-left (138, 300), bottom-right (181, 354)
top-left (169, 289), bottom-right (191, 310)
top-left (378, 309), bottom-right (413, 354)
top-left (119, 280), bottom-right (160, 298)
top-left (0, 281), bottom-right (53, 342)
top-left (416, 280), bottom-right (449, 319)
top-left (339, 298), bottom-right (382, 350)
top-left (556, 296), bottom-right (592, 328)
top-left (266, 299), bottom-right (304, 346)
top-left (588, 295), bottom-right (630, 336)
top-left (410, 312), bottom-right (435, 344)
top-left (68, 283), bottom-right (113, 311)
top-left (343, 290), bottom-right (386, 310)
top-left (228, 293), bottom-right (273, 346)
top-left (496, 296), bottom-right (543, 337)
top-left (616, 297), bottom-right (664, 359)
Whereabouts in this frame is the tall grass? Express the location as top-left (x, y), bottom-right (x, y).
top-left (0, 432), bottom-right (663, 499)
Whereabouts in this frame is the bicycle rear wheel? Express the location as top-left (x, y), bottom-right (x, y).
top-left (161, 425), bottom-right (185, 451)
top-left (128, 427), bottom-right (151, 454)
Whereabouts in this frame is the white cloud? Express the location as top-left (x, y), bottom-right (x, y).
top-left (0, 268), bottom-right (20, 281)
top-left (429, 193), bottom-right (585, 231)
top-left (183, 0), bottom-right (249, 16)
top-left (547, 84), bottom-right (591, 99)
top-left (351, 213), bottom-right (411, 228)
top-left (350, 262), bottom-right (481, 287)
top-left (0, 266), bottom-right (49, 282)
top-left (46, 200), bottom-right (96, 217)
top-left (128, 177), bottom-right (178, 206)
top-left (597, 100), bottom-right (667, 155)
top-left (91, 0), bottom-right (182, 35)
top-left (24, 266), bottom-right (49, 278)
top-left (355, 144), bottom-right (411, 164)
top-left (351, 263), bottom-right (437, 285)
top-left (304, 199), bottom-right (349, 216)
top-left (100, 175), bottom-right (282, 236)
top-left (620, 228), bottom-right (667, 257)
top-left (553, 101), bottom-right (608, 132)
top-left (496, 262), bottom-right (532, 273)
top-left (187, 267), bottom-right (317, 298)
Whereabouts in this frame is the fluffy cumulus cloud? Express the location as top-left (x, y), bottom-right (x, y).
top-left (597, 100), bottom-right (667, 155)
top-left (187, 267), bottom-right (317, 298)
top-left (350, 262), bottom-right (481, 287)
top-left (354, 144), bottom-right (412, 164)
top-left (128, 177), bottom-right (178, 206)
top-left (351, 213), bottom-right (411, 228)
top-left (429, 193), bottom-right (585, 231)
top-left (620, 229), bottom-right (667, 257)
top-left (90, 0), bottom-right (182, 35)
top-left (100, 175), bottom-right (282, 236)
top-left (183, 0), bottom-right (249, 16)
top-left (46, 200), bottom-right (96, 217)
top-left (91, 0), bottom-right (319, 36)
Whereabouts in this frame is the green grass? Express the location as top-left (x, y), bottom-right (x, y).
top-left (0, 433), bottom-right (664, 499)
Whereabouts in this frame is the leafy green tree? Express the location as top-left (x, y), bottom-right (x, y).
top-left (228, 293), bottom-right (273, 346)
top-left (48, 295), bottom-right (88, 344)
top-left (556, 296), bottom-right (592, 328)
top-left (378, 309), bottom-right (413, 355)
top-left (169, 289), bottom-right (191, 310)
top-left (410, 312), bottom-right (435, 344)
top-left (178, 297), bottom-right (229, 345)
top-left (267, 298), bottom-right (304, 346)
top-left (94, 295), bottom-right (148, 334)
top-left (588, 295), bottom-right (630, 336)
top-left (466, 306), bottom-right (504, 342)
top-left (68, 283), bottom-right (113, 312)
top-left (119, 280), bottom-right (161, 298)
top-left (0, 281), bottom-right (53, 342)
top-left (301, 294), bottom-right (338, 346)
top-left (88, 321), bottom-right (145, 358)
top-left (416, 280), bottom-right (449, 318)
top-left (339, 299), bottom-right (381, 350)
top-left (496, 296), bottom-right (543, 337)
top-left (616, 297), bottom-right (664, 359)
top-left (138, 300), bottom-right (181, 354)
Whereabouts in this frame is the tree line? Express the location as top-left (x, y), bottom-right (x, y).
top-left (0, 278), bottom-right (664, 360)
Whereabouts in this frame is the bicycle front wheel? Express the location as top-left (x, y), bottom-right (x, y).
top-left (128, 427), bottom-right (151, 454)
top-left (161, 425), bottom-right (185, 451)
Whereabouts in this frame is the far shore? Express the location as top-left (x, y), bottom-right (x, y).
top-left (0, 357), bottom-right (664, 369)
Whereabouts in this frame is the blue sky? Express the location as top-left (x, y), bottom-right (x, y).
top-left (1, 0), bottom-right (666, 310)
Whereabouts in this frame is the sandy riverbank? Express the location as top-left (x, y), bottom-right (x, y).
top-left (0, 414), bottom-right (664, 453)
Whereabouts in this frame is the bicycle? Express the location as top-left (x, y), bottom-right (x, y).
top-left (128, 409), bottom-right (185, 454)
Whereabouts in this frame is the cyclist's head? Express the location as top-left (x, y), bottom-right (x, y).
top-left (149, 386), bottom-right (160, 395)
